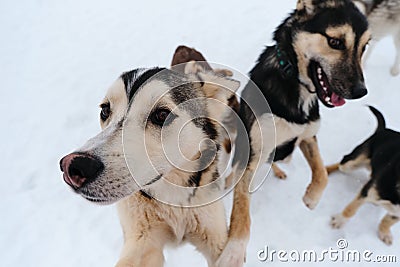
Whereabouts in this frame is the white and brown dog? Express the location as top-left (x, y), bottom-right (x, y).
top-left (60, 54), bottom-right (240, 266)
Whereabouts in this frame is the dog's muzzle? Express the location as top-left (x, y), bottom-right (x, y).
top-left (350, 82), bottom-right (367, 99)
top-left (59, 153), bottom-right (104, 189)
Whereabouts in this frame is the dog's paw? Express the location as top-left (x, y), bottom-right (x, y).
top-left (331, 214), bottom-right (347, 229)
top-left (379, 231), bottom-right (393, 246)
top-left (216, 239), bottom-right (247, 267)
top-left (274, 169), bottom-right (287, 180)
top-left (303, 194), bottom-right (318, 210)
top-left (390, 66), bottom-right (399, 76)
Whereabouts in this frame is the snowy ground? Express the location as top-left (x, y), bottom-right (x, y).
top-left (1, 0), bottom-right (399, 266)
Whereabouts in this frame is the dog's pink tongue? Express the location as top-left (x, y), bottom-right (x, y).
top-left (331, 92), bottom-right (345, 107)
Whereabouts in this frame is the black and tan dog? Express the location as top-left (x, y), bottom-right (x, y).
top-left (328, 106), bottom-right (400, 245)
top-left (218, 1), bottom-right (371, 266)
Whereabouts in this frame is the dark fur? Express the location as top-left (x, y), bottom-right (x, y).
top-left (340, 106), bottom-right (400, 204)
top-left (233, 0), bottom-right (368, 167)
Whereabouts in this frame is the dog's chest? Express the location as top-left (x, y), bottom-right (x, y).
top-left (251, 113), bottom-right (320, 161)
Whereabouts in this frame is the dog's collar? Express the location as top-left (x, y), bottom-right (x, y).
top-left (275, 46), bottom-right (295, 79)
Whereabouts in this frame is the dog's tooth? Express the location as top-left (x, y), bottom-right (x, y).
top-left (320, 81), bottom-right (324, 86)
top-left (317, 68), bottom-right (322, 74)
top-left (318, 74), bottom-right (322, 80)
top-left (325, 96), bottom-right (330, 102)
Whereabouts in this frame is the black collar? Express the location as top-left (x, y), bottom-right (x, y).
top-left (275, 46), bottom-right (295, 79)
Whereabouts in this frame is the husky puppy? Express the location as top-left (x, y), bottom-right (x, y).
top-left (60, 62), bottom-right (240, 266)
top-left (217, 1), bottom-right (371, 266)
top-left (328, 106), bottom-right (400, 245)
top-left (353, 0), bottom-right (400, 76)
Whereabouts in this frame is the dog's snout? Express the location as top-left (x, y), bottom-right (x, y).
top-left (351, 82), bottom-right (368, 99)
top-left (60, 153), bottom-right (104, 189)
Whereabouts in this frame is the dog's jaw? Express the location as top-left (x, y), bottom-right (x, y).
top-left (308, 60), bottom-right (346, 108)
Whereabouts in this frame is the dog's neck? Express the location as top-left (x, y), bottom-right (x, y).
top-left (274, 44), bottom-right (318, 115)
top-left (275, 46), bottom-right (295, 79)
top-left (248, 44), bottom-right (319, 124)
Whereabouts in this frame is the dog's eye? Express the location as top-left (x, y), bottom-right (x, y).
top-left (327, 37), bottom-right (345, 50)
top-left (150, 108), bottom-right (176, 127)
top-left (100, 103), bottom-right (111, 121)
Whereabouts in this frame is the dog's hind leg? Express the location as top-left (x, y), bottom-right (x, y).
top-left (378, 214), bottom-right (399, 245)
top-left (299, 136), bottom-right (328, 209)
top-left (390, 32), bottom-right (400, 76)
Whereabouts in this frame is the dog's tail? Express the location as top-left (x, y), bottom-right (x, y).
top-left (368, 106), bottom-right (386, 132)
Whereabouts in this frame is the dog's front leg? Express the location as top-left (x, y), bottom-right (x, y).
top-left (216, 166), bottom-right (254, 267)
top-left (116, 198), bottom-right (165, 267)
top-left (299, 136), bottom-right (328, 209)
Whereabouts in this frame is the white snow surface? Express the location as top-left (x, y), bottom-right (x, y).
top-left (1, 0), bottom-right (399, 266)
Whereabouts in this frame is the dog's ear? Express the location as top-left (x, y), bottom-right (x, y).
top-left (296, 0), bottom-right (345, 16)
top-left (197, 72), bottom-right (240, 99)
top-left (184, 60), bottom-right (205, 75)
top-left (296, 0), bottom-right (316, 15)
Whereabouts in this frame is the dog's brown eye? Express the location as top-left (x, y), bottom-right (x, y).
top-left (327, 37), bottom-right (345, 50)
top-left (150, 108), bottom-right (176, 127)
top-left (100, 103), bottom-right (111, 121)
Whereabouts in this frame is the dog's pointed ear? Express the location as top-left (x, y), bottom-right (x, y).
top-left (296, 0), bottom-right (315, 15)
top-left (197, 72), bottom-right (240, 99)
top-left (184, 60), bottom-right (205, 75)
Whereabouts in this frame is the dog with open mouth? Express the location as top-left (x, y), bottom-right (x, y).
top-left (60, 49), bottom-right (241, 266)
top-left (217, 1), bottom-right (371, 266)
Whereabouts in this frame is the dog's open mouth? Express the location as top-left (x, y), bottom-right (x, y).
top-left (309, 61), bottom-right (345, 108)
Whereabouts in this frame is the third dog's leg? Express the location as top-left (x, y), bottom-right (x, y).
top-left (331, 179), bottom-right (374, 229)
top-left (300, 136), bottom-right (328, 209)
top-left (391, 33), bottom-right (400, 76)
top-left (331, 193), bottom-right (367, 229)
top-left (378, 214), bottom-right (399, 245)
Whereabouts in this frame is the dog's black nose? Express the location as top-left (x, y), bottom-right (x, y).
top-left (60, 153), bottom-right (104, 189)
top-left (351, 83), bottom-right (367, 99)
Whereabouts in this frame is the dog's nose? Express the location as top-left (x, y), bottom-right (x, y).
top-left (351, 83), bottom-right (367, 99)
top-left (60, 153), bottom-right (104, 189)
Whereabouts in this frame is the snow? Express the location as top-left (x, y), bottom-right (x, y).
top-left (1, 0), bottom-right (399, 266)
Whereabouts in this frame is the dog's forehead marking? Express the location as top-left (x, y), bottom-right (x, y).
top-left (104, 78), bottom-right (127, 104)
top-left (325, 25), bottom-right (354, 39)
top-left (121, 67), bottom-right (166, 102)
top-left (126, 79), bottom-right (178, 124)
